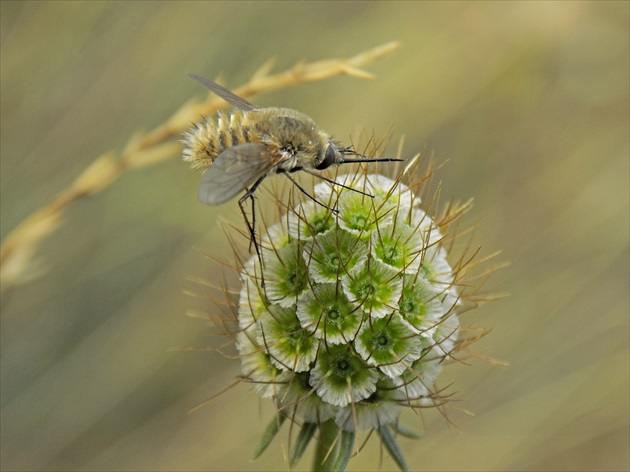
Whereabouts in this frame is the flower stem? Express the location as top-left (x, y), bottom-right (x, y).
top-left (312, 420), bottom-right (340, 472)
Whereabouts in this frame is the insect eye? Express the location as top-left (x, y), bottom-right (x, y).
top-left (316, 145), bottom-right (337, 170)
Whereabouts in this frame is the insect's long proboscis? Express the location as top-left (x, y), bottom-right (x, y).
top-left (340, 157), bottom-right (405, 164)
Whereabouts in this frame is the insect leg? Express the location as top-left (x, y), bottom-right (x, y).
top-left (300, 168), bottom-right (375, 198)
top-left (282, 172), bottom-right (338, 214)
top-left (249, 194), bottom-right (257, 254)
top-left (238, 176), bottom-right (267, 287)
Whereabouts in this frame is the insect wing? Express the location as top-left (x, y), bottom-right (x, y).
top-left (198, 143), bottom-right (279, 205)
top-left (187, 73), bottom-right (257, 111)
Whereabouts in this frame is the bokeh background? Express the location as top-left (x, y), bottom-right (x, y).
top-left (1, 1), bottom-right (628, 471)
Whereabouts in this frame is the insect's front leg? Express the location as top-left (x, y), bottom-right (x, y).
top-left (282, 171), bottom-right (338, 214)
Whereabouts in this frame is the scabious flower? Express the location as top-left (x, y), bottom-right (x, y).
top-left (227, 162), bottom-right (493, 471)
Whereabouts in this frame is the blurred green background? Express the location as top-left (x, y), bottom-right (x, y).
top-left (1, 1), bottom-right (628, 471)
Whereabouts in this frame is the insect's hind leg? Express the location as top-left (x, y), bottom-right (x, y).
top-left (248, 194), bottom-right (257, 254)
top-left (238, 176), bottom-right (266, 287)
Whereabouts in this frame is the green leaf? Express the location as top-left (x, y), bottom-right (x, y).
top-left (312, 420), bottom-right (340, 472)
top-left (333, 430), bottom-right (356, 472)
top-left (252, 414), bottom-right (287, 459)
top-left (378, 424), bottom-right (409, 472)
top-left (290, 422), bottom-right (318, 468)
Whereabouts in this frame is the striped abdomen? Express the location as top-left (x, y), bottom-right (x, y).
top-left (182, 109), bottom-right (262, 171)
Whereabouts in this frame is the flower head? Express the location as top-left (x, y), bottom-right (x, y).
top-left (236, 170), bottom-right (466, 424)
top-left (224, 162), bottom-right (496, 470)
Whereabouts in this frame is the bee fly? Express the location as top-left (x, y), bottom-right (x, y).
top-left (183, 73), bottom-right (402, 260)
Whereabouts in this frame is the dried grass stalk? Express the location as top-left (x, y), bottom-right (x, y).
top-left (0, 42), bottom-right (401, 290)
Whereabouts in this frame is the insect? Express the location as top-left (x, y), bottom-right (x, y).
top-left (183, 73), bottom-right (402, 258)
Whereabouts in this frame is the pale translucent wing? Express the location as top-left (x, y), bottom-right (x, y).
top-left (187, 73), bottom-right (257, 111)
top-left (198, 143), bottom-right (279, 205)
